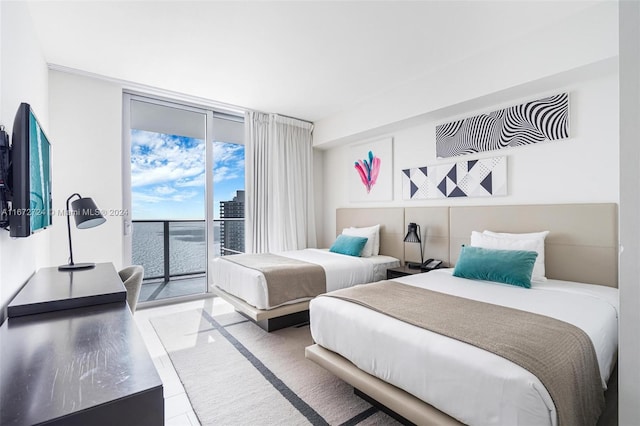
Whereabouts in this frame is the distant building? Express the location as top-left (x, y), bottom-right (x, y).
top-left (220, 190), bottom-right (245, 255)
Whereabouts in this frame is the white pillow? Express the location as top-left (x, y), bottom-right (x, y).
top-left (348, 224), bottom-right (381, 256)
top-left (482, 230), bottom-right (549, 281)
top-left (470, 231), bottom-right (547, 282)
top-left (342, 227), bottom-right (377, 257)
top-left (484, 230), bottom-right (550, 241)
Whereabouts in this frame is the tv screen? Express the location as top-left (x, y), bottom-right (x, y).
top-left (9, 103), bottom-right (52, 237)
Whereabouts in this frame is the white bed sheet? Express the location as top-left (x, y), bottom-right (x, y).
top-left (210, 249), bottom-right (399, 310)
top-left (309, 269), bottom-right (619, 426)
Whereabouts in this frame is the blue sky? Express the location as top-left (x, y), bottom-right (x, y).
top-left (130, 129), bottom-right (245, 220)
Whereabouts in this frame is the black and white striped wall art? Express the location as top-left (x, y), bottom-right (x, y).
top-left (436, 93), bottom-right (569, 158)
top-left (402, 156), bottom-right (507, 200)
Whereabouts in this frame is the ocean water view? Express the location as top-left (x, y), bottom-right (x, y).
top-left (132, 221), bottom-right (221, 279)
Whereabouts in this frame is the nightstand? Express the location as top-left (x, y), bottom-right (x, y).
top-left (386, 265), bottom-right (426, 279)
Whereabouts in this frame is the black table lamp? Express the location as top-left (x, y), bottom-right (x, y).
top-left (58, 193), bottom-right (106, 271)
top-left (403, 222), bottom-right (424, 269)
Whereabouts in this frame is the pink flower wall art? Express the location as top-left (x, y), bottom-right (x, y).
top-left (354, 151), bottom-right (381, 193)
top-left (349, 138), bottom-right (393, 202)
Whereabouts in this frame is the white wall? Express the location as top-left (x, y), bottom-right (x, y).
top-left (0, 2), bottom-right (51, 309)
top-left (313, 1), bottom-right (618, 148)
top-left (314, 1), bottom-right (620, 247)
top-left (319, 66), bottom-right (619, 247)
top-left (48, 71), bottom-right (124, 271)
top-left (618, 1), bottom-right (640, 423)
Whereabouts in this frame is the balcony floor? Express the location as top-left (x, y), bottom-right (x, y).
top-left (139, 275), bottom-right (207, 302)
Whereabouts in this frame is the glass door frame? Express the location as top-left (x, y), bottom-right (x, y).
top-left (122, 91), bottom-right (243, 306)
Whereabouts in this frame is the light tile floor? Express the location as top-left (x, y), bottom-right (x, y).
top-left (134, 296), bottom-right (237, 425)
top-left (139, 276), bottom-right (207, 303)
top-left (134, 294), bottom-right (618, 426)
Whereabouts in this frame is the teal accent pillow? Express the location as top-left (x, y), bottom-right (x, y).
top-left (329, 234), bottom-right (369, 257)
top-left (453, 246), bottom-right (538, 288)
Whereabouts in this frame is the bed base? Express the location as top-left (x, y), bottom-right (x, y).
top-left (211, 286), bottom-right (310, 332)
top-left (305, 344), bottom-right (462, 426)
top-left (353, 388), bottom-right (416, 425)
top-left (237, 309), bottom-right (309, 332)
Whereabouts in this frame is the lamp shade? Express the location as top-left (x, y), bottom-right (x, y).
top-left (58, 194), bottom-right (106, 271)
top-left (403, 222), bottom-right (424, 268)
top-left (404, 222), bottom-right (421, 243)
top-left (70, 197), bottom-right (106, 229)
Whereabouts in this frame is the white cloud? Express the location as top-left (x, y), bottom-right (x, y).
top-left (131, 131), bottom-right (205, 188)
top-left (130, 132), bottom-right (246, 190)
top-left (132, 192), bottom-right (164, 204)
top-left (155, 185), bottom-right (177, 195)
top-left (175, 173), bottom-right (206, 188)
top-left (132, 164), bottom-right (204, 187)
top-left (169, 190), bottom-right (198, 202)
top-left (130, 131), bottom-right (245, 220)
top-left (212, 142), bottom-right (245, 184)
top-left (132, 190), bottom-right (199, 204)
top-left (214, 166), bottom-right (241, 183)
top-left (212, 142), bottom-right (243, 167)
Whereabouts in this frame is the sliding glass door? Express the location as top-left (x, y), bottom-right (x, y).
top-left (210, 116), bottom-right (245, 257)
top-left (123, 94), bottom-right (244, 304)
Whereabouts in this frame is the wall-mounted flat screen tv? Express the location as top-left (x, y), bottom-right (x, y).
top-left (9, 103), bottom-right (52, 237)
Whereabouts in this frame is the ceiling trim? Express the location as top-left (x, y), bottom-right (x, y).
top-left (48, 63), bottom-right (315, 125)
top-left (48, 63), bottom-right (247, 117)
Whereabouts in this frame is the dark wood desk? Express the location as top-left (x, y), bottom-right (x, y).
top-left (7, 263), bottom-right (126, 318)
top-left (0, 264), bottom-right (164, 426)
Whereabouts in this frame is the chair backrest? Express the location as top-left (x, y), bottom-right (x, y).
top-left (119, 265), bottom-right (144, 313)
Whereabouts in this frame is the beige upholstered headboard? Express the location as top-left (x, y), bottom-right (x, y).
top-left (336, 208), bottom-right (404, 261)
top-left (336, 203), bottom-right (618, 287)
top-left (448, 203), bottom-right (618, 288)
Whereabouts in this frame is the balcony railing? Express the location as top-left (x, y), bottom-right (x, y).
top-left (132, 219), bottom-right (244, 283)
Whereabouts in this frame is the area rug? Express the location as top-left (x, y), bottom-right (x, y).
top-left (150, 308), bottom-right (400, 425)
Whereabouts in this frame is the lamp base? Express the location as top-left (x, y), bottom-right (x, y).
top-left (58, 262), bottom-right (96, 271)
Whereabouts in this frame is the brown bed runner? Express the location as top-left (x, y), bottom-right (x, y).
top-left (321, 281), bottom-right (604, 426)
top-left (222, 253), bottom-right (326, 307)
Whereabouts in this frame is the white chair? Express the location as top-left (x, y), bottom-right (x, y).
top-left (118, 265), bottom-right (144, 313)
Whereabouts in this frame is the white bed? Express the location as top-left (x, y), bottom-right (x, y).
top-left (306, 203), bottom-right (619, 425)
top-left (309, 269), bottom-right (619, 426)
top-left (209, 207), bottom-right (406, 331)
top-left (211, 248), bottom-right (399, 310)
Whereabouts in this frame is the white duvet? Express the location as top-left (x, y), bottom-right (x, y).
top-left (210, 249), bottom-right (399, 310)
top-left (309, 269), bottom-right (619, 426)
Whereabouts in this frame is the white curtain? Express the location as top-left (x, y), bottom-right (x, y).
top-left (245, 111), bottom-right (317, 253)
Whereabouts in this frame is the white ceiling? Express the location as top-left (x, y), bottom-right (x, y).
top-left (26, 1), bottom-right (602, 122)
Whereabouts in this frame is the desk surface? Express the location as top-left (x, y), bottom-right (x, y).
top-left (0, 302), bottom-right (163, 426)
top-left (7, 263), bottom-right (126, 318)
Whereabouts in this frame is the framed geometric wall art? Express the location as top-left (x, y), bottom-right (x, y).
top-left (349, 137), bottom-right (393, 202)
top-left (436, 93), bottom-right (569, 158)
top-left (402, 156), bottom-right (507, 200)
